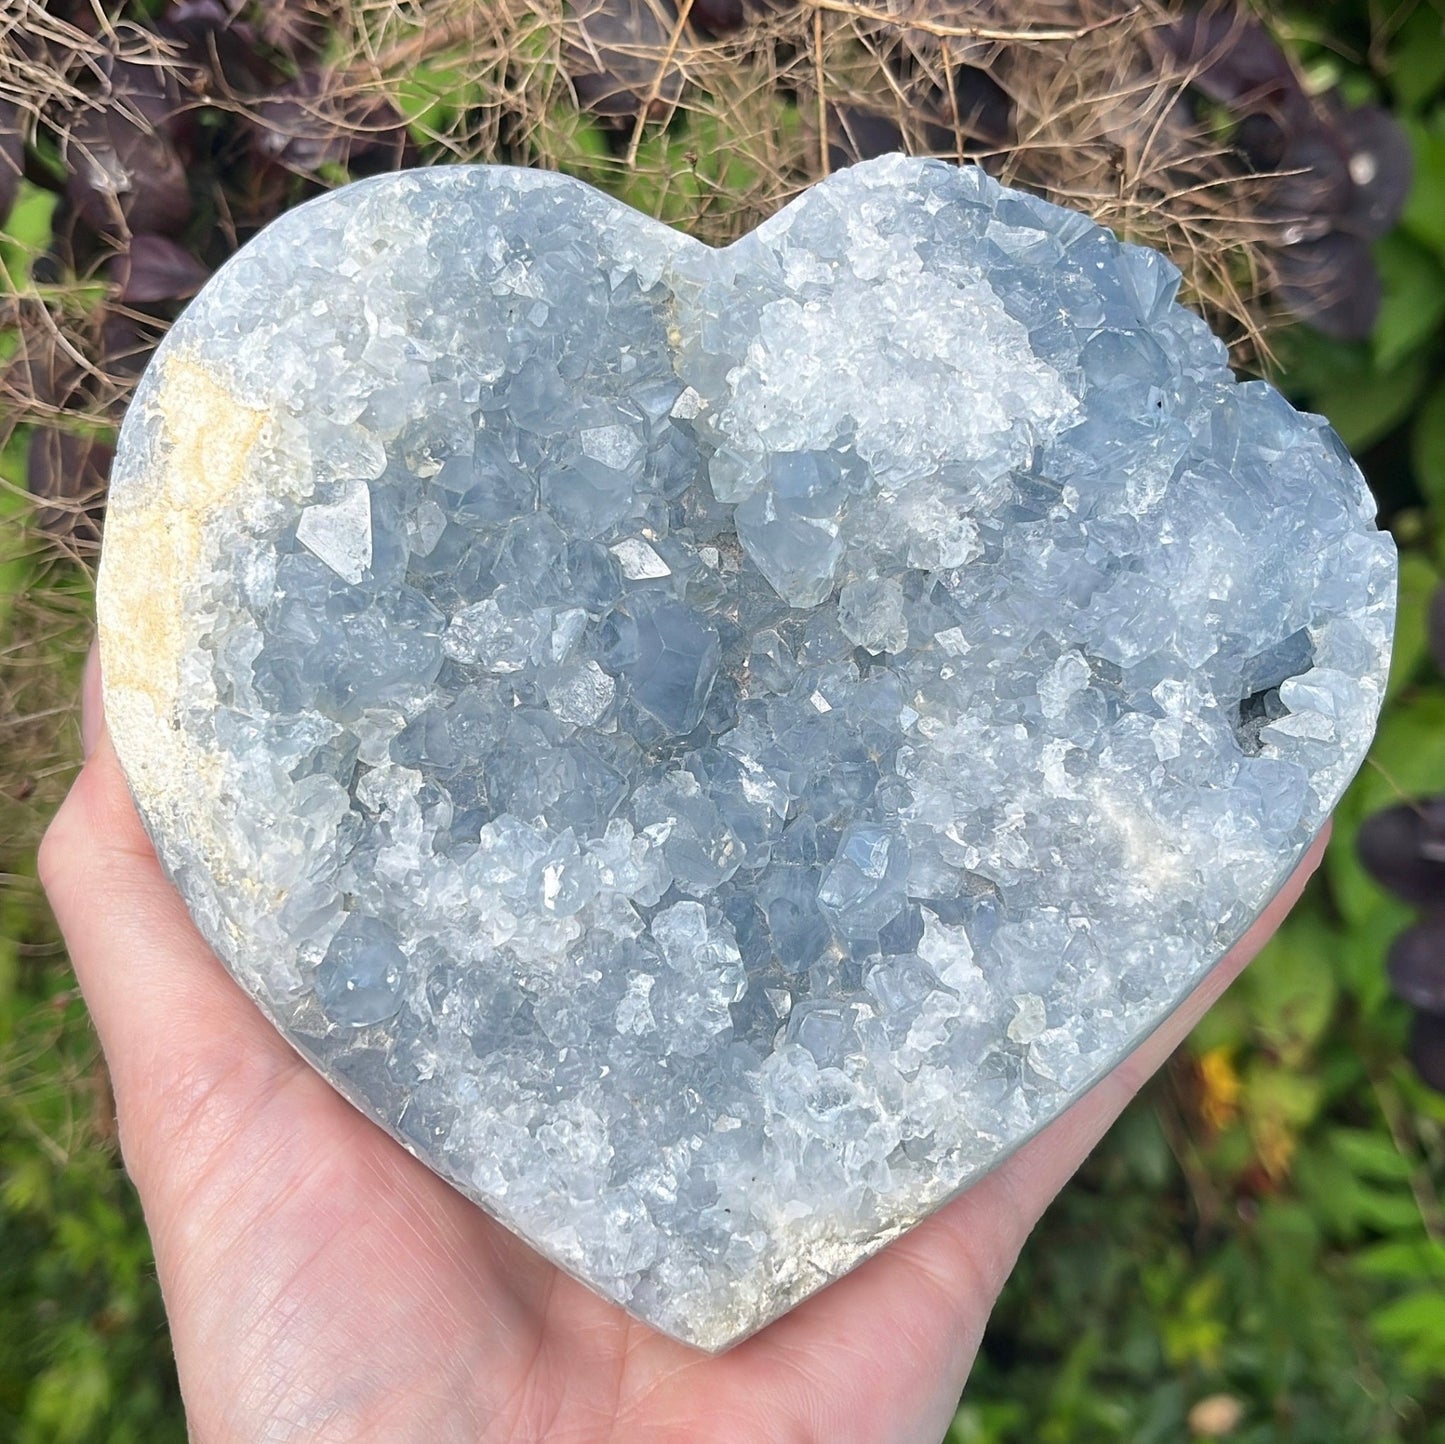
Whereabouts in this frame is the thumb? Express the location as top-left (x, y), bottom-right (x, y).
top-left (38, 642), bottom-right (308, 1205)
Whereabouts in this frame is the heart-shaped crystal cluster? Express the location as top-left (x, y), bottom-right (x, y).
top-left (98, 155), bottom-right (1395, 1349)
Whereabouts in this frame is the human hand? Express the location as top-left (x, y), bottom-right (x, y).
top-left (40, 644), bottom-right (1327, 1444)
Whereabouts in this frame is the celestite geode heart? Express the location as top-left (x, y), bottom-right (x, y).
top-left (97, 155), bottom-right (1395, 1350)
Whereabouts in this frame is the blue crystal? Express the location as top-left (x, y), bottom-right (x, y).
top-left (315, 914), bottom-right (408, 1026)
top-left (816, 821), bottom-right (912, 942)
top-left (600, 592), bottom-right (721, 736)
top-left (758, 866), bottom-right (830, 973)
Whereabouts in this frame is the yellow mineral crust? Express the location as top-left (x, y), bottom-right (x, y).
top-left (97, 354), bottom-right (267, 857)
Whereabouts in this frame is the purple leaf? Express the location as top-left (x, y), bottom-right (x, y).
top-left (828, 107), bottom-right (904, 171)
top-left (1408, 1009), bottom-right (1445, 1093)
top-left (1357, 798), bottom-right (1445, 909)
top-left (101, 310), bottom-right (165, 388)
top-left (62, 59), bottom-right (194, 237)
top-left (64, 112), bottom-right (191, 237)
top-left (1272, 231), bottom-right (1380, 341)
top-left (26, 427), bottom-right (111, 547)
top-left (936, 66), bottom-right (1011, 149)
top-left (1158, 10), bottom-right (1304, 117)
top-left (249, 71), bottom-right (415, 175)
top-left (567, 0), bottom-right (684, 119)
top-left (690, 0), bottom-right (792, 33)
top-left (3, 325), bottom-right (79, 414)
top-left (690, 0), bottom-right (748, 34)
top-left (1259, 123), bottom-right (1353, 233)
top-left (159, 0), bottom-right (278, 94)
top-left (1334, 104), bottom-right (1414, 240)
top-left (1234, 111), bottom-right (1289, 171)
top-left (1388, 917), bottom-right (1445, 1014)
top-left (111, 233), bottom-right (211, 303)
top-left (99, 56), bottom-right (191, 140)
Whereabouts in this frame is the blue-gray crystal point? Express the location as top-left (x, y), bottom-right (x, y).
top-left (96, 154), bottom-right (1396, 1351)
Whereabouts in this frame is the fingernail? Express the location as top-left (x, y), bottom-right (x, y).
top-left (81, 639), bottom-right (101, 758)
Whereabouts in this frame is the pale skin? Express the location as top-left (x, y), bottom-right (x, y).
top-left (39, 644), bottom-right (1327, 1444)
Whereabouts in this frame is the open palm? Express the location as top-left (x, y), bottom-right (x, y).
top-left (39, 650), bottom-right (1324, 1444)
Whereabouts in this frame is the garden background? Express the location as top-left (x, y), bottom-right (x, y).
top-left (1, 1), bottom-right (1443, 1439)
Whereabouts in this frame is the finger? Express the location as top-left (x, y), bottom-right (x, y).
top-left (38, 678), bottom-right (310, 1203)
top-left (48, 678), bottom-right (583, 1441)
top-left (80, 637), bottom-right (102, 756)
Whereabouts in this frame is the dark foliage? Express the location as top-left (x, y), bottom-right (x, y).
top-left (1388, 917), bottom-right (1445, 1012)
top-left (110, 232), bottom-right (210, 304)
top-left (567, 0), bottom-right (686, 119)
top-left (1157, 7), bottom-right (1412, 339)
top-left (1358, 798), bottom-right (1445, 909)
top-left (6, 0), bottom-right (419, 546)
top-left (1408, 1008), bottom-right (1445, 1091)
top-left (562, 0), bottom-right (1412, 339)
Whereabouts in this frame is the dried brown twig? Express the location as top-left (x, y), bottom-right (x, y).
top-left (801, 0), bottom-right (1144, 45)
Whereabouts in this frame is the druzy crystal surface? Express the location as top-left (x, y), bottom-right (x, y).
top-left (98, 155), bottom-right (1396, 1350)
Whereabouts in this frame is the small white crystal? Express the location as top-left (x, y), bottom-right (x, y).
top-left (670, 385), bottom-right (705, 418)
top-left (1008, 994), bottom-right (1048, 1045)
top-left (610, 537), bottom-right (671, 579)
top-left (581, 424), bottom-right (642, 469)
top-left (296, 479), bottom-right (372, 583)
top-left (546, 660), bottom-right (617, 726)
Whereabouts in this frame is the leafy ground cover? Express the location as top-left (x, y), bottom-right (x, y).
top-left (0, 2), bottom-right (1443, 1439)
